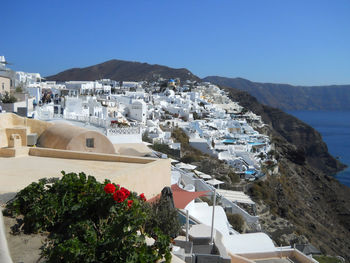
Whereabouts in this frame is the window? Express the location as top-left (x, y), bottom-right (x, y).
top-left (86, 138), bottom-right (94, 148)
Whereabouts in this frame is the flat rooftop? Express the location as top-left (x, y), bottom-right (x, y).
top-left (0, 155), bottom-right (143, 203)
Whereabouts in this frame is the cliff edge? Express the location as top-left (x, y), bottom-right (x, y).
top-left (224, 86), bottom-right (350, 260)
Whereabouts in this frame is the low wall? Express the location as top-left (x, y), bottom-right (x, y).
top-left (0, 147), bottom-right (29, 157)
top-left (28, 147), bottom-right (171, 198)
top-left (0, 100), bottom-right (26, 113)
top-left (29, 147), bottom-right (155, 164)
top-left (114, 158), bottom-right (171, 199)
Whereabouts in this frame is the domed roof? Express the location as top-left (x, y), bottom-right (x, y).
top-left (38, 123), bottom-right (115, 154)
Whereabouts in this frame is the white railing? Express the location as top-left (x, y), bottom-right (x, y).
top-left (63, 113), bottom-right (109, 128)
top-left (107, 126), bottom-right (141, 135)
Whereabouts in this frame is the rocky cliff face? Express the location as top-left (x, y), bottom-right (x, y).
top-left (224, 87), bottom-right (350, 260)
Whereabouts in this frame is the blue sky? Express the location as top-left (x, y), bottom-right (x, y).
top-left (2, 0), bottom-right (350, 85)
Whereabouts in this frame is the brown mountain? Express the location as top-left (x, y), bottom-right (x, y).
top-left (204, 76), bottom-right (350, 111)
top-left (46, 59), bottom-right (200, 82)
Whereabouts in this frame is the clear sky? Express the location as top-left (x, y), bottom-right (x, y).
top-left (2, 0), bottom-right (350, 85)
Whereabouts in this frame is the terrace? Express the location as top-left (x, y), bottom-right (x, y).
top-left (0, 147), bottom-right (170, 204)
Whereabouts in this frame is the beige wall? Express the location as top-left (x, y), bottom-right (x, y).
top-left (113, 158), bottom-right (171, 199)
top-left (0, 113), bottom-right (53, 147)
top-left (29, 147), bottom-right (154, 164)
top-left (28, 147), bottom-right (171, 198)
top-left (0, 76), bottom-right (11, 95)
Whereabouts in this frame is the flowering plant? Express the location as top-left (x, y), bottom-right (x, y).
top-left (103, 183), bottom-right (116, 194)
top-left (6, 172), bottom-right (172, 263)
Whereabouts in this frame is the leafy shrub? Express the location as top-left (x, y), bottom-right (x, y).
top-left (6, 172), bottom-right (172, 263)
top-left (180, 154), bottom-right (200, 163)
top-left (1, 91), bottom-right (17, 103)
top-left (248, 181), bottom-right (270, 201)
top-left (229, 172), bottom-right (240, 184)
top-left (142, 131), bottom-right (152, 143)
top-left (226, 213), bottom-right (244, 233)
top-left (151, 143), bottom-right (180, 158)
top-left (145, 196), bottom-right (181, 238)
top-left (171, 128), bottom-right (189, 148)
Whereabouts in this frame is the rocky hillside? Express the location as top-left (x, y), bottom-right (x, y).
top-left (46, 59), bottom-right (200, 82)
top-left (204, 76), bottom-right (350, 111)
top-left (224, 86), bottom-right (350, 260)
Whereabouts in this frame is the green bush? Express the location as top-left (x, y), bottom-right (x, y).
top-left (145, 196), bottom-right (181, 238)
top-left (151, 143), bottom-right (179, 158)
top-left (6, 172), bottom-right (172, 263)
top-left (226, 213), bottom-right (244, 233)
top-left (248, 181), bottom-right (270, 201)
top-left (1, 91), bottom-right (17, 103)
top-left (180, 154), bottom-right (200, 163)
top-left (229, 172), bottom-right (240, 184)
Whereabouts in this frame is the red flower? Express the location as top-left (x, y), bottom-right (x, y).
top-left (140, 193), bottom-right (146, 202)
top-left (127, 200), bottom-right (133, 208)
top-left (104, 183), bottom-right (116, 194)
top-left (120, 187), bottom-right (130, 199)
top-left (113, 190), bottom-right (126, 203)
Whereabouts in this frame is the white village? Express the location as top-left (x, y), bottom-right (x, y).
top-left (0, 56), bottom-right (321, 263)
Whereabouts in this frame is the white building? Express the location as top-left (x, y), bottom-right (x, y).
top-left (128, 100), bottom-right (147, 123)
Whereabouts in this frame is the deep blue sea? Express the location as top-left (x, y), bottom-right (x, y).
top-left (288, 111), bottom-right (350, 187)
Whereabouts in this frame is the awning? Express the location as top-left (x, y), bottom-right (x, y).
top-left (175, 162), bottom-right (197, 170)
top-left (194, 170), bottom-right (212, 179)
top-left (147, 184), bottom-right (210, 209)
top-left (216, 189), bottom-right (255, 205)
top-left (171, 184), bottom-right (209, 209)
top-left (205, 179), bottom-right (224, 186)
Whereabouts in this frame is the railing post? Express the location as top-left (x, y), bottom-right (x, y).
top-left (210, 188), bottom-right (216, 246)
top-left (186, 210), bottom-right (189, 242)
